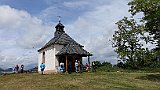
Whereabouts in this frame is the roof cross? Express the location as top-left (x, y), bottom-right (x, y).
top-left (57, 16), bottom-right (61, 23)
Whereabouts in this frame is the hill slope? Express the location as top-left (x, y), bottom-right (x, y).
top-left (0, 72), bottom-right (160, 90)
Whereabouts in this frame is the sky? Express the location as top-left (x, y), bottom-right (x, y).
top-left (0, 0), bottom-right (132, 69)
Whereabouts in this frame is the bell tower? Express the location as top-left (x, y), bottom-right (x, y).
top-left (54, 16), bottom-right (65, 37)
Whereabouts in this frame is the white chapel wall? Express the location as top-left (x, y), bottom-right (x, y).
top-left (44, 46), bottom-right (55, 71)
top-left (38, 44), bottom-right (64, 73)
top-left (54, 44), bottom-right (64, 67)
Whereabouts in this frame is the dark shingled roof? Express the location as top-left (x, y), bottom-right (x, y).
top-left (38, 33), bottom-right (83, 52)
top-left (38, 22), bottom-right (92, 56)
top-left (54, 33), bottom-right (82, 46)
top-left (56, 43), bottom-right (92, 56)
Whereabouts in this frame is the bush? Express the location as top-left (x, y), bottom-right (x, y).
top-left (95, 61), bottom-right (122, 72)
top-left (101, 62), bottom-right (112, 67)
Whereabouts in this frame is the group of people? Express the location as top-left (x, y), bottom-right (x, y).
top-left (58, 60), bottom-right (82, 73)
top-left (39, 60), bottom-right (97, 74)
top-left (85, 61), bottom-right (96, 72)
top-left (75, 60), bottom-right (97, 73)
top-left (57, 60), bottom-right (83, 73)
top-left (13, 64), bottom-right (24, 73)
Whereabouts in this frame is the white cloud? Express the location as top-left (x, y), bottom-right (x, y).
top-left (65, 0), bottom-right (131, 64)
top-left (0, 5), bottom-right (50, 69)
top-left (0, 5), bottom-right (49, 48)
top-left (63, 1), bottom-right (88, 8)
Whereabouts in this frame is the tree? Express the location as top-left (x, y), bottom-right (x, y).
top-left (112, 17), bottom-right (145, 68)
top-left (128, 0), bottom-right (160, 48)
top-left (112, 0), bottom-right (160, 68)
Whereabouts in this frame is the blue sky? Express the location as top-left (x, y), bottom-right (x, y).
top-left (0, 0), bottom-right (132, 69)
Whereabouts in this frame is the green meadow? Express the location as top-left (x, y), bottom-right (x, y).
top-left (0, 71), bottom-right (160, 90)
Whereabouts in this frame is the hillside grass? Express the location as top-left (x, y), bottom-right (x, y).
top-left (0, 71), bottom-right (160, 90)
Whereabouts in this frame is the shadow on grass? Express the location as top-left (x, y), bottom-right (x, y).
top-left (136, 74), bottom-right (160, 82)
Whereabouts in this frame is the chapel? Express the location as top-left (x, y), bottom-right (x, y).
top-left (38, 21), bottom-right (92, 74)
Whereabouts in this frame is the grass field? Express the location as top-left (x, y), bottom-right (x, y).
top-left (0, 71), bottom-right (160, 90)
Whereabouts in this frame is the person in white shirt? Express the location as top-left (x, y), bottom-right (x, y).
top-left (75, 60), bottom-right (79, 72)
top-left (60, 62), bottom-right (64, 72)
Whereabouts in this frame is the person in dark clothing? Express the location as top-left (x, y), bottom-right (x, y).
top-left (60, 62), bottom-right (64, 72)
top-left (92, 61), bottom-right (96, 72)
top-left (20, 64), bottom-right (24, 73)
top-left (15, 64), bottom-right (19, 73)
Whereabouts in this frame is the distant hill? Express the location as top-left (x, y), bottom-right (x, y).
top-left (25, 63), bottom-right (37, 70)
top-left (4, 68), bottom-right (13, 72)
top-left (0, 68), bottom-right (4, 71)
top-left (0, 68), bottom-right (4, 73)
top-left (0, 63), bottom-right (38, 74)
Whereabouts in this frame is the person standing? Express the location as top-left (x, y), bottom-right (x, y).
top-left (15, 65), bottom-right (19, 73)
top-left (20, 64), bottom-right (24, 73)
top-left (75, 60), bottom-right (79, 73)
top-left (86, 63), bottom-right (90, 72)
top-left (60, 62), bottom-right (64, 72)
top-left (40, 63), bottom-right (45, 75)
top-left (92, 61), bottom-right (96, 72)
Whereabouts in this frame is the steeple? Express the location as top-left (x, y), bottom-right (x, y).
top-left (54, 16), bottom-right (65, 37)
